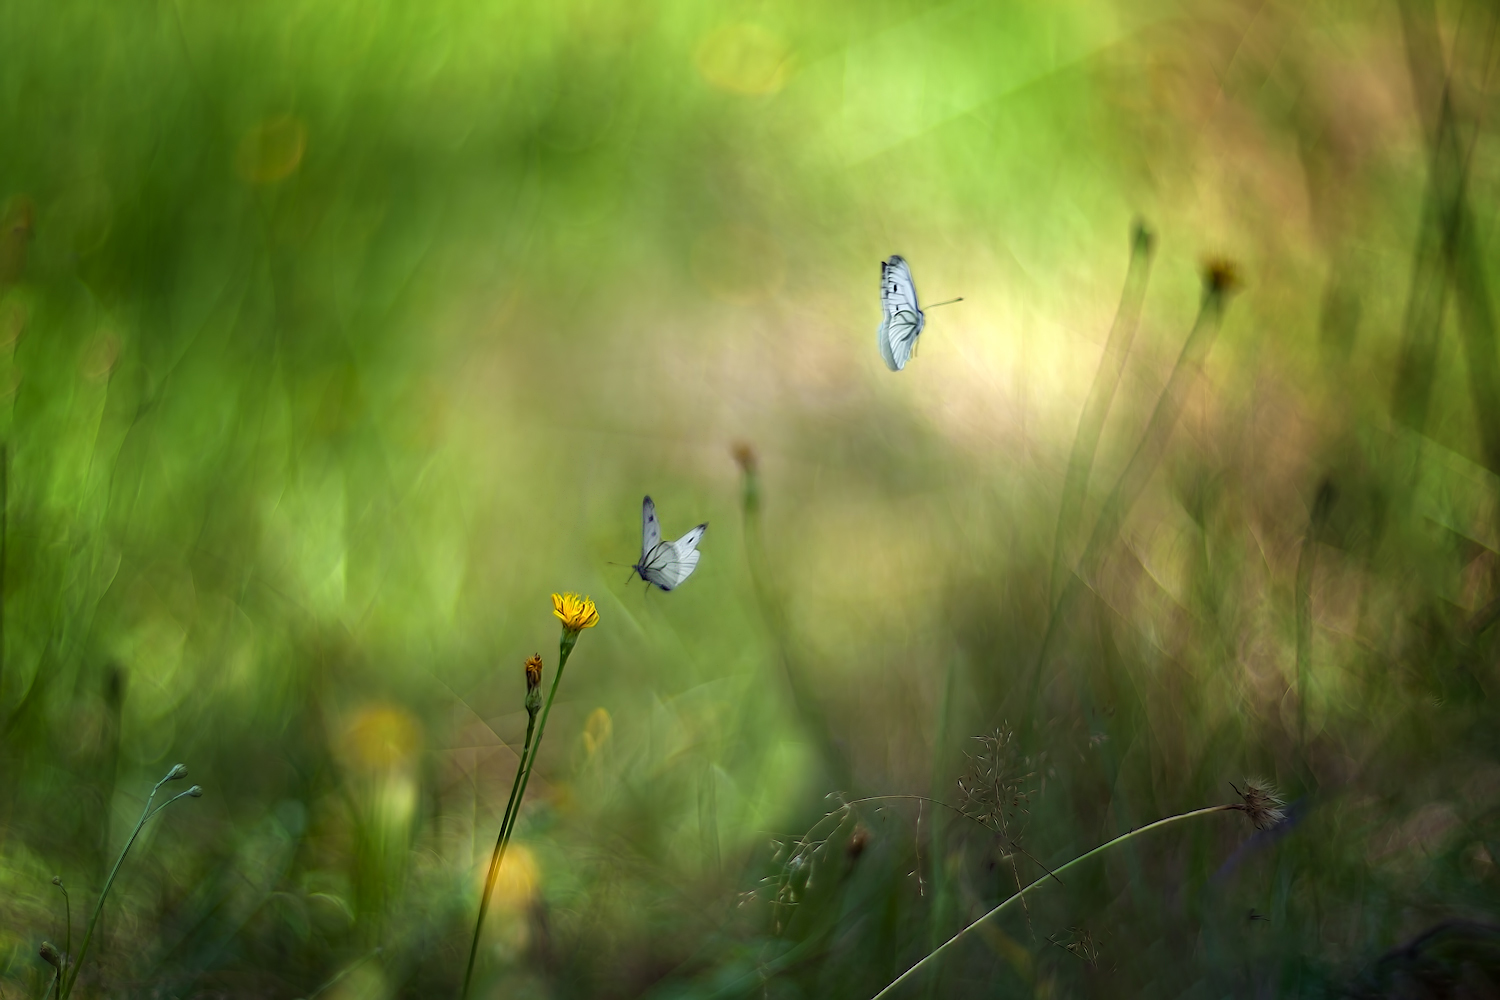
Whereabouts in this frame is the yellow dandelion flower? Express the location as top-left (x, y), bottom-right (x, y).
top-left (551, 593), bottom-right (599, 633)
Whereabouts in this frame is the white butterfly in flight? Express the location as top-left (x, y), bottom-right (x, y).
top-left (877, 255), bottom-right (961, 372)
top-left (632, 496), bottom-right (707, 591)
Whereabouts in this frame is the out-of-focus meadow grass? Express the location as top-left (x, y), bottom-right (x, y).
top-left (2, 0), bottom-right (1500, 995)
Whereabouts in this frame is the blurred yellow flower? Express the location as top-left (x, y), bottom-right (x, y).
top-left (474, 842), bottom-right (540, 913)
top-left (693, 23), bottom-right (793, 95)
top-left (551, 593), bottom-right (599, 632)
top-left (582, 707), bottom-right (612, 756)
top-left (339, 704), bottom-right (422, 773)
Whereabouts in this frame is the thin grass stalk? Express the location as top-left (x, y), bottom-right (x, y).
top-left (1294, 481), bottom-right (1335, 760)
top-left (61, 768), bottom-right (196, 999)
top-left (867, 805), bottom-right (1238, 1000)
top-left (459, 712), bottom-right (537, 1000)
top-left (735, 445), bottom-right (849, 787)
top-left (1399, 0), bottom-right (1500, 496)
top-left (1389, 0), bottom-right (1470, 463)
top-left (920, 658), bottom-right (958, 1000)
top-left (1294, 523), bottom-right (1316, 757)
top-left (1048, 221), bottom-right (1156, 606)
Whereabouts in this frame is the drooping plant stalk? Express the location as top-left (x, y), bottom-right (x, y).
top-left (867, 804), bottom-right (1241, 1000)
top-left (61, 765), bottom-right (200, 999)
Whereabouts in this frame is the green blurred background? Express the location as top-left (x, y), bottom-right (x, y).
top-left (2, 0), bottom-right (1499, 996)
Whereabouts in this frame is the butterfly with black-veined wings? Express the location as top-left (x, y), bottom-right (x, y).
top-left (632, 496), bottom-right (707, 591)
top-left (877, 255), bottom-right (962, 372)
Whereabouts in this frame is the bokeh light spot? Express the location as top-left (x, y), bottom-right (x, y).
top-left (693, 23), bottom-right (793, 95)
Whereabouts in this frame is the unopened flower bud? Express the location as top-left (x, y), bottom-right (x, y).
top-left (524, 654), bottom-right (543, 692)
top-left (1202, 256), bottom-right (1241, 296)
top-left (39, 941), bottom-right (61, 969)
top-left (166, 763), bottom-right (188, 781)
top-left (51, 876), bottom-right (62, 886)
top-left (187, 785), bottom-right (203, 798)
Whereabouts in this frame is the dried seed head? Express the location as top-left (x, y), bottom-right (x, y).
top-left (957, 724), bottom-right (1044, 836)
top-left (39, 941), bottom-right (62, 969)
top-left (1233, 779), bottom-right (1286, 830)
top-left (731, 441), bottom-right (758, 474)
top-left (1202, 257), bottom-right (1241, 296)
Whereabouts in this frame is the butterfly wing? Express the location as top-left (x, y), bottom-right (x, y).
top-left (878, 311), bottom-right (924, 371)
top-left (881, 256), bottom-right (921, 314)
top-left (640, 523), bottom-right (707, 591)
top-left (641, 495), bottom-right (662, 558)
top-left (878, 256), bottom-right (926, 372)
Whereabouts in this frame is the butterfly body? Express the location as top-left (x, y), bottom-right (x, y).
top-left (633, 496), bottom-right (707, 591)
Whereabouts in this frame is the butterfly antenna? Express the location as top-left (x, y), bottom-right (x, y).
top-left (926, 297), bottom-right (963, 309)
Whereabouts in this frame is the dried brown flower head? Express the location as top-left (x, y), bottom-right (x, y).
top-left (731, 441), bottom-right (758, 474)
top-left (1232, 779), bottom-right (1286, 830)
top-left (1202, 256), bottom-right (1241, 296)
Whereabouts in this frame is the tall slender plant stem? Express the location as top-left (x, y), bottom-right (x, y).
top-left (459, 631), bottom-right (579, 1000)
top-left (1048, 222), bottom-right (1155, 606)
top-left (62, 769), bottom-right (196, 999)
top-left (460, 713), bottom-right (537, 1000)
top-left (1025, 275), bottom-right (1233, 733)
top-left (867, 805), bottom-right (1238, 1000)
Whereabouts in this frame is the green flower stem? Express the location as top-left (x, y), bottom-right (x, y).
top-left (62, 768), bottom-right (191, 999)
top-left (460, 712), bottom-right (537, 1000)
top-left (495, 629), bottom-right (576, 857)
top-left (867, 804), bottom-right (1237, 1000)
top-left (458, 628), bottom-right (580, 999)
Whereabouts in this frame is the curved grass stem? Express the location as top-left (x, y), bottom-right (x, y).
top-left (867, 804), bottom-right (1238, 1000)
